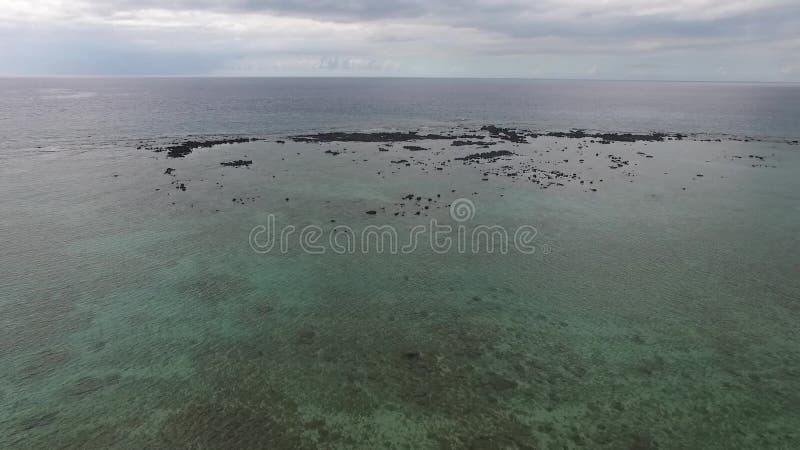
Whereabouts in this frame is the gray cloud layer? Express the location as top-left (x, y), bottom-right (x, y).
top-left (0, 0), bottom-right (797, 80)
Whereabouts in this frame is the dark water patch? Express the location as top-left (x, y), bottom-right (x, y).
top-left (14, 411), bottom-right (59, 432)
top-left (0, 287), bottom-right (90, 354)
top-left (62, 374), bottom-right (121, 398)
top-left (238, 301), bottom-right (275, 328)
top-left (157, 398), bottom-right (308, 448)
top-left (155, 358), bottom-right (337, 448)
top-left (177, 272), bottom-right (258, 305)
top-left (295, 328), bottom-right (317, 346)
top-left (17, 348), bottom-right (72, 381)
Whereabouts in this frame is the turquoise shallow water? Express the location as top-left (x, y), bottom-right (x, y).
top-left (1, 131), bottom-right (800, 448)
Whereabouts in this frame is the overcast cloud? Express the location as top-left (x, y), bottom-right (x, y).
top-left (0, 0), bottom-right (797, 80)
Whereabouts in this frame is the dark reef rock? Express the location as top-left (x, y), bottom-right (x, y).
top-left (480, 125), bottom-right (532, 143)
top-left (455, 150), bottom-right (516, 161)
top-left (607, 154), bottom-right (629, 169)
top-left (404, 351), bottom-right (424, 361)
top-left (220, 160), bottom-right (252, 167)
top-left (546, 130), bottom-right (667, 143)
top-left (546, 130), bottom-right (590, 139)
top-left (452, 140), bottom-right (496, 147)
top-left (164, 168), bottom-right (175, 175)
top-left (291, 131), bottom-right (452, 143)
top-left (598, 132), bottom-right (666, 143)
top-left (160, 138), bottom-right (256, 158)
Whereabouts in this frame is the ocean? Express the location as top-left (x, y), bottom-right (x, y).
top-left (1, 78), bottom-right (799, 449)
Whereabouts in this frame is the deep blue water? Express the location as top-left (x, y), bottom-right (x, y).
top-left (1, 78), bottom-right (799, 153)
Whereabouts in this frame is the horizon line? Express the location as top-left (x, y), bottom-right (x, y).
top-left (0, 74), bottom-right (798, 85)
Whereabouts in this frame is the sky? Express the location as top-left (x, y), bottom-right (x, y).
top-left (0, 0), bottom-right (798, 81)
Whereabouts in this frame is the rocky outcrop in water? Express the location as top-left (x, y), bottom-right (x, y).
top-left (146, 124), bottom-right (780, 211)
top-left (546, 130), bottom-right (667, 143)
top-left (291, 131), bottom-right (453, 143)
top-left (480, 125), bottom-right (531, 143)
top-left (220, 160), bottom-right (252, 167)
top-left (159, 138), bottom-right (257, 158)
top-left (455, 150), bottom-right (515, 161)
top-left (452, 140), bottom-right (496, 147)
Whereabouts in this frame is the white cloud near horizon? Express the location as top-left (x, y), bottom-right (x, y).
top-left (0, 0), bottom-right (797, 80)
